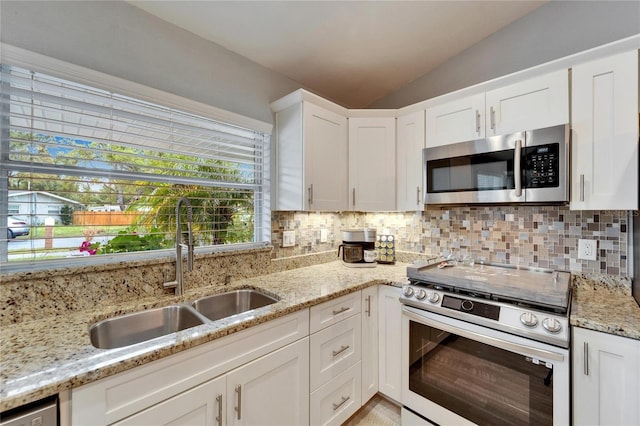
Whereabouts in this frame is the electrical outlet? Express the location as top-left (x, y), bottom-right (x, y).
top-left (282, 230), bottom-right (295, 247)
top-left (578, 239), bottom-right (597, 261)
top-left (320, 228), bottom-right (328, 243)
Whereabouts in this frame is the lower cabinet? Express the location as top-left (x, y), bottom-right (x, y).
top-left (310, 361), bottom-right (362, 426)
top-left (378, 285), bottom-right (403, 402)
top-left (113, 377), bottom-right (225, 426)
top-left (573, 327), bottom-right (640, 426)
top-left (226, 338), bottom-right (310, 426)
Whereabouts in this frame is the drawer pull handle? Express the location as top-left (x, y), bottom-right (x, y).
top-left (332, 306), bottom-right (350, 315)
top-left (332, 345), bottom-right (350, 357)
top-left (333, 396), bottom-right (350, 411)
top-left (235, 384), bottom-right (242, 420)
top-left (215, 394), bottom-right (223, 426)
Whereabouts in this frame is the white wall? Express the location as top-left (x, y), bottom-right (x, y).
top-left (370, 1), bottom-right (640, 108)
top-left (0, 0), bottom-right (303, 124)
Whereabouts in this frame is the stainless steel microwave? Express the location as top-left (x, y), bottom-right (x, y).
top-left (424, 124), bottom-right (569, 205)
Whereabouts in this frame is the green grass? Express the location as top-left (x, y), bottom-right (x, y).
top-left (30, 225), bottom-right (129, 238)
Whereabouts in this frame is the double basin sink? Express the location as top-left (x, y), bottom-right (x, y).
top-left (89, 289), bottom-right (279, 349)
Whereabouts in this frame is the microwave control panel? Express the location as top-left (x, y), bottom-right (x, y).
top-left (524, 143), bottom-right (559, 188)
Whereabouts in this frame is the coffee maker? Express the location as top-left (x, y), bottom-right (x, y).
top-left (337, 228), bottom-right (376, 268)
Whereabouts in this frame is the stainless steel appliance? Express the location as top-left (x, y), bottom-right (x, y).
top-left (400, 262), bottom-right (571, 425)
top-left (0, 397), bottom-right (57, 426)
top-left (424, 124), bottom-right (569, 205)
top-left (337, 228), bottom-right (376, 268)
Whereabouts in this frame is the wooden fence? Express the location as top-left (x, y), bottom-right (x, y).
top-left (72, 211), bottom-right (140, 226)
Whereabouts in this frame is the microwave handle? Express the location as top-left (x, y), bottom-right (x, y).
top-left (514, 139), bottom-right (522, 198)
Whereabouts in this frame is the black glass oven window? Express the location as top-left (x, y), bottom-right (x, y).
top-left (427, 149), bottom-right (516, 193)
top-left (408, 321), bottom-right (553, 426)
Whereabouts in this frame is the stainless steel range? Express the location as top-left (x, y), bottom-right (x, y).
top-left (400, 261), bottom-right (571, 426)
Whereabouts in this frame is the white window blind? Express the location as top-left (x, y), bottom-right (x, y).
top-left (1, 64), bottom-right (270, 267)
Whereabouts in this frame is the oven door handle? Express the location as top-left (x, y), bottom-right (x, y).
top-left (402, 306), bottom-right (565, 362)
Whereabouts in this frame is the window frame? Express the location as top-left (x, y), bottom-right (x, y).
top-left (0, 44), bottom-right (272, 273)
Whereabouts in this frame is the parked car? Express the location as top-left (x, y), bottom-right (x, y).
top-left (7, 216), bottom-right (30, 239)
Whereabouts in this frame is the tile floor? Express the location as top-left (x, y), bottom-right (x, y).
top-left (343, 394), bottom-right (401, 425)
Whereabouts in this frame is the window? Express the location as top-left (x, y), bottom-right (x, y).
top-left (8, 204), bottom-right (19, 214)
top-left (1, 64), bottom-right (270, 268)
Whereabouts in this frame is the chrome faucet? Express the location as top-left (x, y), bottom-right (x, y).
top-left (164, 197), bottom-right (194, 296)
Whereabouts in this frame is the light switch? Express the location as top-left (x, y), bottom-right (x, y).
top-left (320, 228), bottom-right (328, 243)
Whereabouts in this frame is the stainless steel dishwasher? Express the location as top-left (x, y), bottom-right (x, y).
top-left (0, 397), bottom-right (57, 426)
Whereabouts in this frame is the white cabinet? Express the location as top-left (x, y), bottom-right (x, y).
top-left (72, 310), bottom-right (309, 426)
top-left (227, 338), bottom-right (309, 426)
top-left (361, 286), bottom-right (379, 402)
top-left (309, 292), bottom-right (364, 425)
top-left (425, 70), bottom-right (568, 147)
top-left (272, 91), bottom-right (348, 211)
top-left (113, 377), bottom-right (225, 426)
top-left (348, 117), bottom-right (396, 211)
top-left (570, 50), bottom-right (638, 210)
top-left (485, 69), bottom-right (568, 136)
top-left (396, 110), bottom-right (426, 211)
top-left (573, 327), bottom-right (640, 426)
top-left (425, 93), bottom-right (484, 147)
top-left (378, 285), bottom-right (403, 403)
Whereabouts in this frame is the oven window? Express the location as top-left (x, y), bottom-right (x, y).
top-left (427, 149), bottom-right (516, 193)
top-left (408, 321), bottom-right (553, 425)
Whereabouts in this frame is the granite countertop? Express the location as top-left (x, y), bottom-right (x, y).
top-left (570, 274), bottom-right (640, 340)
top-left (0, 261), bottom-right (410, 412)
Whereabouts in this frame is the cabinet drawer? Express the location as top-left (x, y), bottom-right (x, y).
top-left (310, 314), bottom-right (362, 391)
top-left (310, 361), bottom-right (362, 426)
top-left (310, 292), bottom-right (361, 333)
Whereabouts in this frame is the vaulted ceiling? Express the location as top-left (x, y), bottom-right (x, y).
top-left (129, 1), bottom-right (546, 108)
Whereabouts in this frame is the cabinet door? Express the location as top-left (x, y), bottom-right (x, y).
top-left (425, 93), bottom-right (485, 147)
top-left (304, 102), bottom-right (349, 211)
top-left (573, 327), bottom-right (640, 426)
top-left (226, 338), bottom-right (309, 426)
top-left (570, 50), bottom-right (638, 210)
top-left (396, 110), bottom-right (426, 211)
top-left (378, 285), bottom-right (403, 403)
top-left (485, 69), bottom-right (568, 136)
top-left (348, 117), bottom-right (396, 211)
top-left (113, 376), bottom-right (226, 426)
top-left (361, 286), bottom-right (379, 403)
top-left (310, 361), bottom-right (362, 426)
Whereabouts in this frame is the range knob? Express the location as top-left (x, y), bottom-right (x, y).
top-left (542, 318), bottom-right (562, 333)
top-left (461, 300), bottom-right (474, 311)
top-left (427, 292), bottom-right (440, 303)
top-left (402, 286), bottom-right (415, 298)
top-left (520, 312), bottom-right (539, 327)
top-left (415, 289), bottom-right (427, 300)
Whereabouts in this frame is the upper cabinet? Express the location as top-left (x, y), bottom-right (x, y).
top-left (272, 91), bottom-right (349, 211)
top-left (396, 110), bottom-right (426, 211)
top-left (570, 50), bottom-right (639, 210)
top-left (426, 93), bottom-right (484, 147)
top-left (426, 70), bottom-right (569, 147)
top-left (485, 69), bottom-right (569, 136)
top-left (348, 117), bottom-right (396, 211)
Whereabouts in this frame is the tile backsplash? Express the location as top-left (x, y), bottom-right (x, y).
top-left (271, 207), bottom-right (630, 276)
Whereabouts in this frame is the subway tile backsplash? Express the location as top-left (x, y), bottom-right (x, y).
top-left (271, 207), bottom-right (629, 276)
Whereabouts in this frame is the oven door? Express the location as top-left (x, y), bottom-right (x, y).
top-left (402, 306), bottom-right (569, 426)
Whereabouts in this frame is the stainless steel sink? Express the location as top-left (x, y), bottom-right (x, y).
top-left (90, 305), bottom-right (205, 349)
top-left (191, 289), bottom-right (279, 321)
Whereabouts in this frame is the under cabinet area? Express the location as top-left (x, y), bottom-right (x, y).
top-left (572, 327), bottom-right (640, 426)
top-left (570, 49), bottom-right (638, 210)
top-left (425, 69), bottom-right (568, 147)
